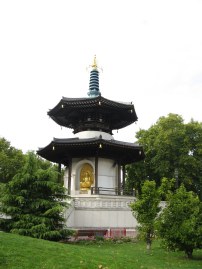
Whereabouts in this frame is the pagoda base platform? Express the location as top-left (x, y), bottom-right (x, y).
top-left (64, 196), bottom-right (138, 235)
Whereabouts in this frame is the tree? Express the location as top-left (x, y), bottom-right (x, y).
top-left (125, 161), bottom-right (146, 195)
top-left (0, 151), bottom-right (71, 241)
top-left (130, 180), bottom-right (161, 250)
top-left (0, 137), bottom-right (25, 183)
top-left (157, 184), bottom-right (202, 259)
top-left (126, 114), bottom-right (202, 199)
top-left (183, 119), bottom-right (202, 198)
top-left (35, 155), bottom-right (64, 185)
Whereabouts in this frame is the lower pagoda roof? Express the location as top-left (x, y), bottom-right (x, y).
top-left (37, 137), bottom-right (145, 166)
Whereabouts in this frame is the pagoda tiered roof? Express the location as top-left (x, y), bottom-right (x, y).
top-left (48, 95), bottom-right (138, 134)
top-left (37, 56), bottom-right (144, 165)
top-left (37, 136), bottom-right (144, 166)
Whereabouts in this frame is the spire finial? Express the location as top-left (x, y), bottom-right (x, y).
top-left (91, 55), bottom-right (97, 70)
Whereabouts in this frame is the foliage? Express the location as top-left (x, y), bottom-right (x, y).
top-left (125, 160), bottom-right (146, 195)
top-left (0, 137), bottom-right (25, 183)
top-left (126, 114), bottom-right (202, 199)
top-left (158, 177), bottom-right (176, 200)
top-left (157, 184), bottom-right (202, 259)
top-left (0, 151), bottom-right (71, 241)
top-left (130, 180), bottom-right (161, 249)
top-left (36, 155), bottom-right (65, 184)
top-left (1, 232), bottom-right (202, 269)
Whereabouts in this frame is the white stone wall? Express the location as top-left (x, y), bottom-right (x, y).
top-left (76, 130), bottom-right (114, 140)
top-left (97, 158), bottom-right (117, 190)
top-left (65, 196), bottom-right (138, 229)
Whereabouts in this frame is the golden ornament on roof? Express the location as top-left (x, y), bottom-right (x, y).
top-left (91, 55), bottom-right (98, 70)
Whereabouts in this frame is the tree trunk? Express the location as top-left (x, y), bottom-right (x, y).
top-left (185, 248), bottom-right (193, 259)
top-left (146, 232), bottom-right (152, 250)
top-left (146, 242), bottom-right (151, 250)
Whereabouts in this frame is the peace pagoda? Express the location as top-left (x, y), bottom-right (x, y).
top-left (38, 56), bottom-right (144, 236)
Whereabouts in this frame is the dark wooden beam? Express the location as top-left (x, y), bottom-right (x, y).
top-left (95, 156), bottom-right (98, 194)
top-left (122, 165), bottom-right (126, 189)
top-left (57, 163), bottom-right (61, 183)
top-left (68, 159), bottom-right (72, 195)
top-left (118, 163), bottom-right (121, 195)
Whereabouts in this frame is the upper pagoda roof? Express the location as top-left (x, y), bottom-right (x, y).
top-left (37, 136), bottom-right (144, 166)
top-left (47, 56), bottom-right (139, 134)
top-left (48, 95), bottom-right (138, 133)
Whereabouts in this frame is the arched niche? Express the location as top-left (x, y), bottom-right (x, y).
top-left (73, 160), bottom-right (94, 191)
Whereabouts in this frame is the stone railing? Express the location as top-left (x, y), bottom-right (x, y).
top-left (74, 197), bottom-right (135, 210)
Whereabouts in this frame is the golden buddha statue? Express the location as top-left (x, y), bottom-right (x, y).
top-left (80, 164), bottom-right (94, 190)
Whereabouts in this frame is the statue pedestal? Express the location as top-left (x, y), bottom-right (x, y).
top-left (79, 190), bottom-right (88, 194)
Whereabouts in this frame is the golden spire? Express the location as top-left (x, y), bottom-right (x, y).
top-left (91, 55), bottom-right (98, 70)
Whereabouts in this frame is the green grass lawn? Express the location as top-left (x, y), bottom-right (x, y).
top-left (0, 232), bottom-right (202, 269)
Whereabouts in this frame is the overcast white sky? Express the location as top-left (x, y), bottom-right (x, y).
top-left (0, 0), bottom-right (202, 153)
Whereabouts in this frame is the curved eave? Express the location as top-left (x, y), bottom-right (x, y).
top-left (37, 137), bottom-right (145, 166)
top-left (50, 96), bottom-right (135, 111)
top-left (47, 96), bottom-right (138, 130)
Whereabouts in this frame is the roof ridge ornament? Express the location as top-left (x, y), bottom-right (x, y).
top-left (91, 55), bottom-right (98, 70)
top-left (89, 55), bottom-right (103, 72)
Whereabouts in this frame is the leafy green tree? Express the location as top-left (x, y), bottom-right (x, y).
top-left (158, 177), bottom-right (176, 200)
top-left (183, 119), bottom-right (202, 198)
top-left (0, 137), bottom-right (25, 183)
top-left (130, 180), bottom-right (161, 250)
top-left (125, 161), bottom-right (146, 195)
top-left (0, 152), bottom-right (71, 241)
top-left (126, 114), bottom-right (202, 198)
top-left (157, 184), bottom-right (202, 259)
top-left (34, 155), bottom-right (64, 184)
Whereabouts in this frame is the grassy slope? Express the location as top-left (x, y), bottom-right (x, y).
top-left (0, 232), bottom-right (202, 269)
